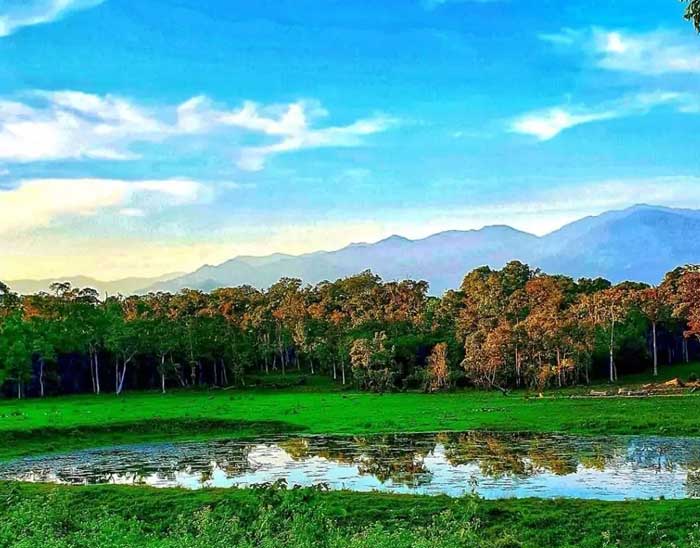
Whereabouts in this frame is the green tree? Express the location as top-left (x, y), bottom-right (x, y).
top-left (636, 286), bottom-right (672, 376)
top-left (686, 0), bottom-right (700, 31)
top-left (0, 312), bottom-right (33, 399)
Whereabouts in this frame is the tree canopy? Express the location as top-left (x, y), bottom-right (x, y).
top-left (687, 0), bottom-right (700, 31)
top-left (1, 262), bottom-right (699, 398)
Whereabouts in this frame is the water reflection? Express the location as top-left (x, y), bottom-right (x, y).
top-left (2, 432), bottom-right (700, 500)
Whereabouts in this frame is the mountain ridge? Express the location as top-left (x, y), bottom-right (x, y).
top-left (8, 205), bottom-right (700, 296)
top-left (147, 204), bottom-right (699, 295)
top-left (5, 273), bottom-right (184, 297)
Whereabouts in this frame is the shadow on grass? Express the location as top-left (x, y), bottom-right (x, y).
top-left (1, 418), bottom-right (306, 461)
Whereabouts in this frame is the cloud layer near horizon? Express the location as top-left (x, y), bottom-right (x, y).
top-left (0, 178), bottom-right (208, 235)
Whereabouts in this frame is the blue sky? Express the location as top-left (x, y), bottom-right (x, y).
top-left (0, 0), bottom-right (698, 279)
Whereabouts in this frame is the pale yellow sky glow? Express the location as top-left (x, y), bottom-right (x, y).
top-left (3, 176), bottom-right (699, 281)
top-left (0, 211), bottom-right (580, 280)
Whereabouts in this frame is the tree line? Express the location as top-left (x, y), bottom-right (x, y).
top-left (1, 262), bottom-right (699, 398)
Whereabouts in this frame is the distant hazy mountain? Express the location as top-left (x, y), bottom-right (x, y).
top-left (534, 205), bottom-right (700, 284)
top-left (12, 205), bottom-right (697, 296)
top-left (6, 273), bottom-right (184, 297)
top-left (145, 205), bottom-right (700, 295)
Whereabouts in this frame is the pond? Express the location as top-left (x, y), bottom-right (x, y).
top-left (2, 432), bottom-right (700, 500)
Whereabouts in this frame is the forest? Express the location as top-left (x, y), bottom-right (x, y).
top-left (1, 262), bottom-right (699, 399)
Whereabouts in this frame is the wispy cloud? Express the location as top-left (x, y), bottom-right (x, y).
top-left (0, 178), bottom-right (208, 234)
top-left (0, 91), bottom-right (165, 162)
top-left (510, 91), bottom-right (699, 140)
top-left (421, 0), bottom-right (500, 10)
top-left (178, 97), bottom-right (396, 171)
top-left (510, 108), bottom-right (617, 141)
top-left (0, 91), bottom-right (395, 169)
top-left (0, 0), bottom-right (103, 37)
top-left (470, 176), bottom-right (700, 235)
top-left (476, 177), bottom-right (700, 221)
top-left (540, 27), bottom-right (700, 75)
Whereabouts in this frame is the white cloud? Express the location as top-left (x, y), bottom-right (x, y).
top-left (347, 176), bottom-right (700, 238)
top-left (511, 108), bottom-right (617, 141)
top-left (422, 0), bottom-right (500, 10)
top-left (0, 91), bottom-right (395, 169)
top-left (0, 0), bottom-right (103, 37)
top-left (118, 208), bottom-right (146, 217)
top-left (0, 91), bottom-right (164, 161)
top-left (541, 27), bottom-right (700, 75)
top-left (510, 91), bottom-right (699, 140)
top-left (593, 29), bottom-right (700, 75)
top-left (177, 98), bottom-right (395, 171)
top-left (0, 178), bottom-right (207, 234)
top-left (545, 177), bottom-right (700, 212)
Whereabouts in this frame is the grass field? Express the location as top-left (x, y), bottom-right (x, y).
top-left (3, 482), bottom-right (700, 547)
top-left (2, 362), bottom-right (700, 461)
top-left (3, 364), bottom-right (700, 546)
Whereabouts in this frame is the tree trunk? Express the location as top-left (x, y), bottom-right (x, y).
top-left (609, 318), bottom-right (616, 383)
top-left (221, 358), bottom-right (229, 386)
top-left (160, 355), bottom-right (166, 394)
top-left (341, 360), bottom-right (346, 385)
top-left (17, 380), bottom-right (22, 400)
top-left (515, 346), bottom-right (521, 388)
top-left (116, 358), bottom-right (129, 395)
top-left (332, 360), bottom-right (337, 380)
top-left (39, 358), bottom-right (45, 398)
top-left (652, 321), bottom-right (658, 377)
top-left (94, 352), bottom-right (101, 395)
top-left (556, 348), bottom-right (562, 388)
top-left (174, 358), bottom-right (186, 387)
top-left (264, 333), bottom-right (270, 374)
top-left (90, 353), bottom-right (96, 394)
top-left (187, 321), bottom-right (198, 385)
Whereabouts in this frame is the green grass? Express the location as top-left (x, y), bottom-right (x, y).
top-left (2, 364), bottom-right (700, 460)
top-left (612, 361), bottom-right (700, 387)
top-left (4, 365), bottom-right (700, 546)
top-left (2, 482), bottom-right (700, 547)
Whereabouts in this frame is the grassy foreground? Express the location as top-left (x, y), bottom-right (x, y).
top-left (3, 482), bottom-right (700, 548)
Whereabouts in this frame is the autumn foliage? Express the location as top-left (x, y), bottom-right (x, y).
top-left (1, 263), bottom-right (700, 398)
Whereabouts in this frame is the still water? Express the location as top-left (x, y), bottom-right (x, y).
top-left (3, 432), bottom-right (700, 500)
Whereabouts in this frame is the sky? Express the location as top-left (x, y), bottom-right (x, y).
top-left (0, 0), bottom-right (699, 280)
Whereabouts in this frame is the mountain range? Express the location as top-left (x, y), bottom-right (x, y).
top-left (5, 273), bottom-right (183, 297)
top-left (8, 205), bottom-right (700, 296)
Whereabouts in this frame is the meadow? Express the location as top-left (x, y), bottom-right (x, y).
top-left (2, 364), bottom-right (700, 461)
top-left (3, 365), bottom-right (700, 546)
